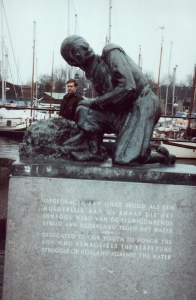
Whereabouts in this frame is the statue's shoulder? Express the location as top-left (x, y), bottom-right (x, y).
top-left (102, 43), bottom-right (125, 59)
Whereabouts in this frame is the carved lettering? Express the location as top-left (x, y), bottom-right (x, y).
top-left (41, 200), bottom-right (175, 260)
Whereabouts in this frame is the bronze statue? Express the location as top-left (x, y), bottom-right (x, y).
top-left (20, 35), bottom-right (175, 165)
top-left (60, 35), bottom-right (175, 165)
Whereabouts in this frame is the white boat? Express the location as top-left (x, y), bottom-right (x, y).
top-left (156, 117), bottom-right (173, 128)
top-left (154, 117), bottom-right (174, 137)
top-left (103, 134), bottom-right (196, 159)
top-left (0, 108), bottom-right (32, 131)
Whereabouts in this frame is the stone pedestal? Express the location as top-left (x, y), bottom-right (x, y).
top-left (3, 159), bottom-right (196, 300)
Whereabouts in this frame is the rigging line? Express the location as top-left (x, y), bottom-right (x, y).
top-left (1, 0), bottom-right (23, 90)
top-left (7, 58), bottom-right (18, 100)
top-left (34, 21), bottom-right (38, 84)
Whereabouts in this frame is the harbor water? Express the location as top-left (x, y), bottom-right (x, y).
top-left (0, 137), bottom-right (20, 161)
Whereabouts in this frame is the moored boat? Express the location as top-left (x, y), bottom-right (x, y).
top-left (0, 108), bottom-right (32, 132)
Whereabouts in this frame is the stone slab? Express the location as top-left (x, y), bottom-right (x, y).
top-left (11, 159), bottom-right (196, 185)
top-left (3, 176), bottom-right (196, 300)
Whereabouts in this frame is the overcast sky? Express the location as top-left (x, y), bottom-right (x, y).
top-left (1, 0), bottom-right (196, 85)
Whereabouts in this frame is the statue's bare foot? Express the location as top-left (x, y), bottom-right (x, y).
top-left (144, 152), bottom-right (176, 165)
top-left (112, 150), bottom-right (176, 166)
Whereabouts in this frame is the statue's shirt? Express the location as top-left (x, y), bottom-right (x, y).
top-left (85, 44), bottom-right (148, 109)
top-left (85, 56), bottom-right (113, 96)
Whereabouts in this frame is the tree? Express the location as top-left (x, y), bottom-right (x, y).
top-left (53, 68), bottom-right (67, 93)
top-left (37, 68), bottom-right (67, 95)
top-left (186, 74), bottom-right (193, 87)
top-left (143, 72), bottom-right (157, 92)
top-left (37, 74), bottom-right (52, 95)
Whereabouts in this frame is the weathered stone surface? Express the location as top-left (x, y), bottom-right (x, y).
top-left (2, 163), bottom-right (196, 300)
top-left (19, 117), bottom-right (108, 162)
top-left (11, 159), bottom-right (196, 186)
top-left (19, 117), bottom-right (84, 159)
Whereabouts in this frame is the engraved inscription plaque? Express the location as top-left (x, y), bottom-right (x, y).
top-left (3, 177), bottom-right (196, 300)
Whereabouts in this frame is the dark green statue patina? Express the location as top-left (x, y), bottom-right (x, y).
top-left (60, 35), bottom-right (175, 165)
top-left (20, 35), bottom-right (175, 165)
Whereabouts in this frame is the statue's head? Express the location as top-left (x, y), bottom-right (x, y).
top-left (60, 35), bottom-right (95, 67)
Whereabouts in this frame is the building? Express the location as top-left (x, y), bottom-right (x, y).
top-left (0, 81), bottom-right (31, 106)
top-left (157, 85), bottom-right (195, 115)
top-left (39, 92), bottom-right (65, 109)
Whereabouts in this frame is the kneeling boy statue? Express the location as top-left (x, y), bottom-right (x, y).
top-left (60, 35), bottom-right (175, 165)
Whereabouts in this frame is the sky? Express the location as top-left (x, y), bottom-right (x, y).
top-left (1, 0), bottom-right (196, 86)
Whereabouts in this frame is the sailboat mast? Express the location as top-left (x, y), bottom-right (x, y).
top-left (65, 0), bottom-right (70, 90)
top-left (67, 0), bottom-right (70, 36)
top-left (75, 14), bottom-right (77, 34)
top-left (171, 65), bottom-right (178, 116)
top-left (1, 38), bottom-right (5, 103)
top-left (4, 48), bottom-right (8, 102)
top-left (165, 41), bottom-right (173, 115)
top-left (50, 52), bottom-right (54, 118)
top-left (187, 65), bottom-right (196, 130)
top-left (138, 45), bottom-right (142, 69)
top-left (108, 0), bottom-right (112, 43)
top-left (1, 0), bottom-right (5, 103)
top-left (156, 26), bottom-right (164, 98)
top-left (31, 21), bottom-right (36, 118)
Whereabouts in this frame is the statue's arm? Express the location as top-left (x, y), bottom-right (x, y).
top-left (92, 49), bottom-right (137, 109)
